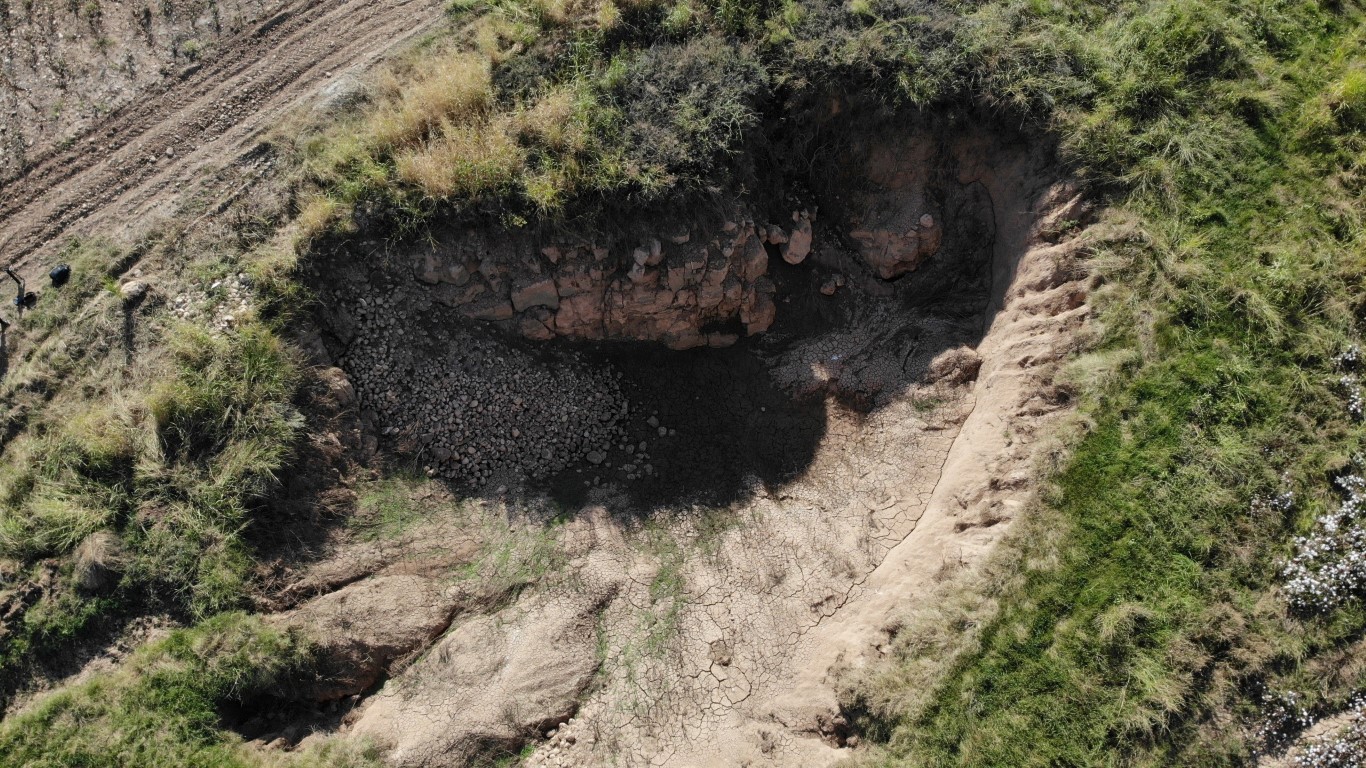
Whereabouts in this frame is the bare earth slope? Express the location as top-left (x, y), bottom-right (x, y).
top-left (0, 0), bottom-right (444, 273)
top-left (273, 131), bottom-right (1092, 767)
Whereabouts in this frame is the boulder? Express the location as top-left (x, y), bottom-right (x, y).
top-left (926, 346), bottom-right (983, 385)
top-left (646, 238), bottom-right (665, 266)
top-left (739, 237), bottom-right (768, 283)
top-left (852, 230), bottom-right (924, 280)
top-left (312, 74), bottom-right (371, 116)
top-left (120, 280), bottom-right (148, 302)
top-left (317, 366), bottom-right (356, 407)
top-left (443, 264), bottom-right (470, 286)
top-left (851, 212), bottom-right (941, 280)
top-left (781, 213), bottom-right (812, 264)
top-left (741, 280), bottom-right (777, 336)
top-left (415, 252), bottom-right (443, 285)
top-left (511, 276), bottom-right (560, 312)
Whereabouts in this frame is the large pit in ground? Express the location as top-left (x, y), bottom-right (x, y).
top-left (307, 132), bottom-right (1004, 513)
top-left (280, 128), bottom-right (1092, 767)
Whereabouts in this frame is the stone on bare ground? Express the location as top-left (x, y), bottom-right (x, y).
top-left (273, 575), bottom-right (457, 702)
top-left (780, 212), bottom-right (813, 264)
top-left (339, 288), bottom-right (627, 485)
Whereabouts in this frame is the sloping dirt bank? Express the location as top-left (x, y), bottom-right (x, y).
top-left (0, 0), bottom-right (445, 270)
top-left (274, 127), bottom-right (1093, 767)
top-left (1, 0), bottom-right (285, 181)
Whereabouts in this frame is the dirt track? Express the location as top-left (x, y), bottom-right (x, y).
top-left (0, 0), bottom-right (445, 275)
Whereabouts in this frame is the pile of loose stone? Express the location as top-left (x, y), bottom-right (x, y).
top-left (341, 288), bottom-right (648, 486)
top-left (169, 272), bottom-right (254, 331)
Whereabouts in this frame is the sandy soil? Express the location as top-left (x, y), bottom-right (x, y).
top-left (520, 138), bottom-right (1092, 768)
top-left (0, 0), bottom-right (445, 272)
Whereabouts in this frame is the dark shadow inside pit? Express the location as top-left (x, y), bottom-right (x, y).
top-left (537, 170), bottom-right (999, 512)
top-left (305, 127), bottom-right (1022, 517)
top-left (541, 341), bottom-right (829, 510)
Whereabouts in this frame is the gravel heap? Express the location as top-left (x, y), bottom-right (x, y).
top-left (169, 272), bottom-right (254, 332)
top-left (341, 288), bottom-right (638, 486)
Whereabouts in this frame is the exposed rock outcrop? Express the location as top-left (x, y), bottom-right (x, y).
top-left (349, 590), bottom-right (612, 766)
top-left (409, 218), bottom-right (776, 350)
top-left (849, 212), bottom-right (942, 280)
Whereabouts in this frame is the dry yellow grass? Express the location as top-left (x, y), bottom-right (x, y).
top-left (293, 193), bottom-right (344, 244)
top-left (366, 53), bottom-right (493, 149)
top-left (513, 88), bottom-right (586, 152)
top-left (395, 119), bottom-right (524, 199)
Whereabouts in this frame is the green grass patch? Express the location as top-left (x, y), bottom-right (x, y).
top-left (0, 612), bottom-right (382, 768)
top-left (0, 259), bottom-right (306, 696)
top-left (349, 473), bottom-right (436, 540)
top-left (841, 2), bottom-right (1366, 765)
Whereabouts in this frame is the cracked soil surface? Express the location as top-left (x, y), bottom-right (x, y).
top-left (1, 6), bottom-right (1094, 761)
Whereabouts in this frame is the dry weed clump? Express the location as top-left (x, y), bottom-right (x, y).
top-left (367, 53), bottom-right (494, 149)
top-left (395, 120), bottom-right (524, 199)
top-left (289, 19), bottom-right (769, 239)
top-left (73, 530), bottom-right (126, 592)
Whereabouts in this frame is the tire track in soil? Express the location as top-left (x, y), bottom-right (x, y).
top-left (0, 0), bottom-right (445, 273)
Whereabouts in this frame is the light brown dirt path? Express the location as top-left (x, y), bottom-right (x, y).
top-left (0, 0), bottom-right (445, 273)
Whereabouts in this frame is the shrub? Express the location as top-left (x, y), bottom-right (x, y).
top-left (150, 322), bottom-right (301, 470)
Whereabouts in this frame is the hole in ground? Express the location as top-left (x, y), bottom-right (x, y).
top-left (305, 134), bottom-right (1005, 516)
